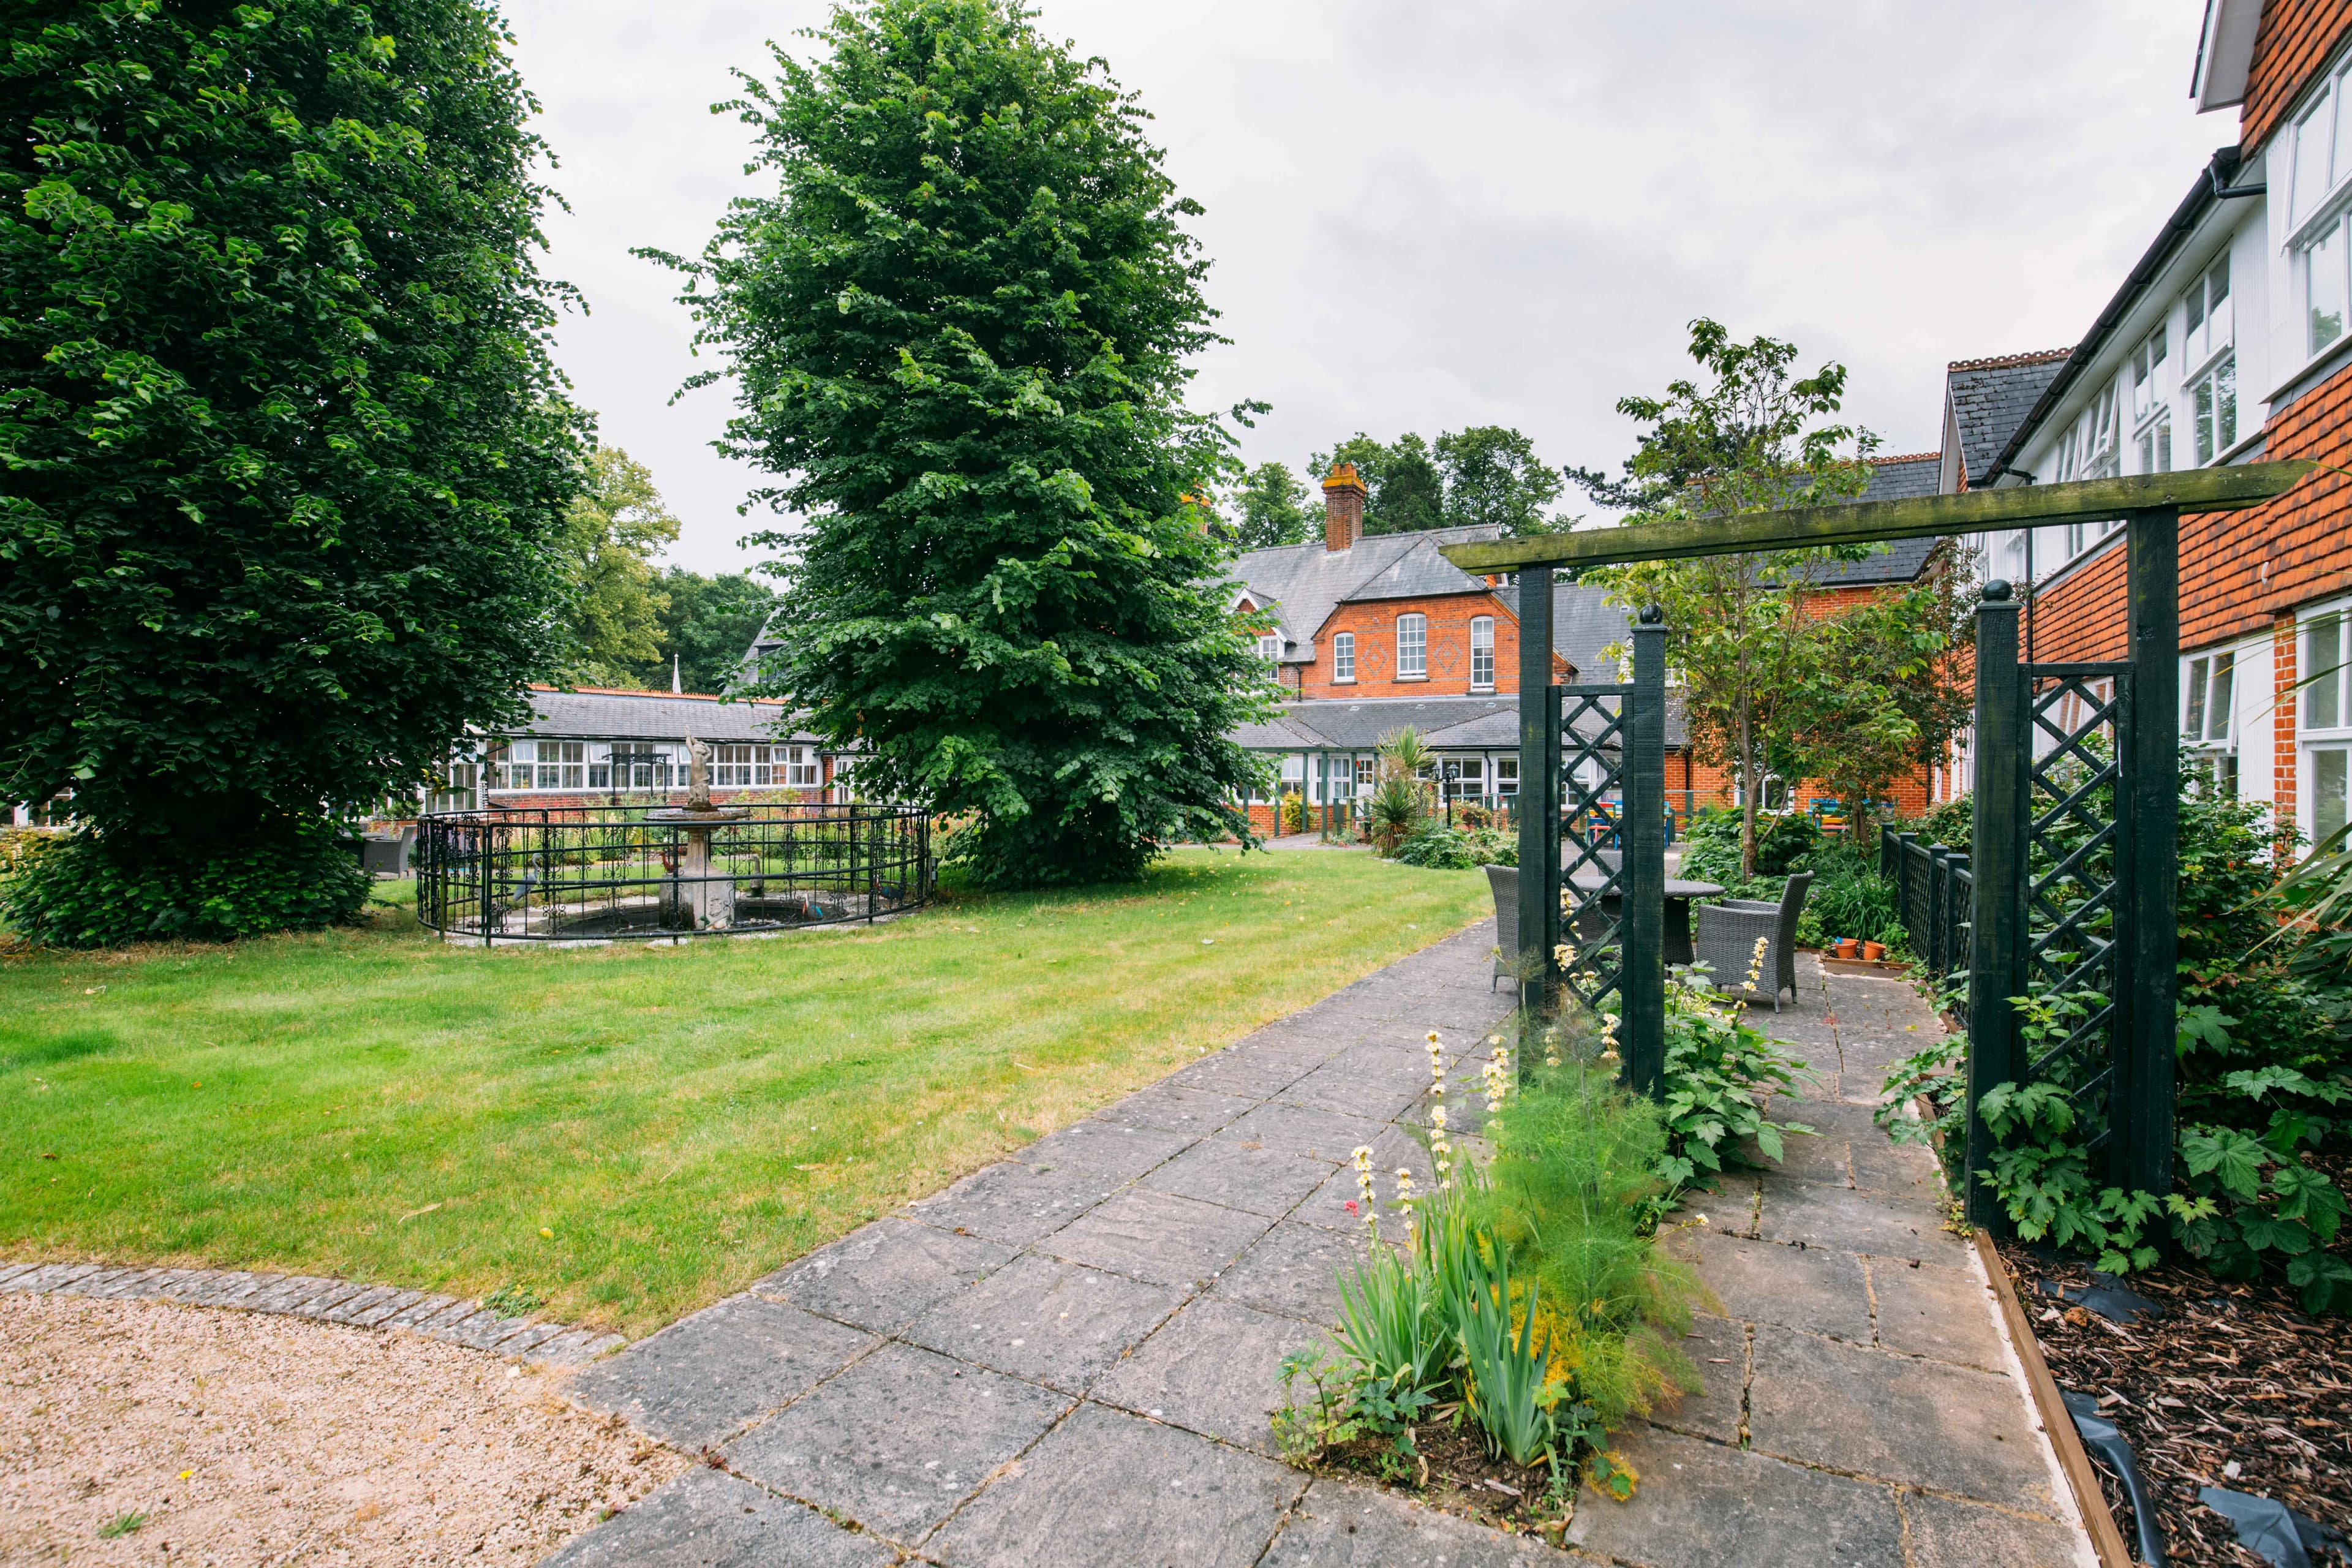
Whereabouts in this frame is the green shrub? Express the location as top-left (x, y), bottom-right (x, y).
top-left (1392, 822), bottom-right (1516, 870)
top-left (1880, 773), bottom-right (2352, 1311)
top-left (0, 816), bottom-right (371, 947)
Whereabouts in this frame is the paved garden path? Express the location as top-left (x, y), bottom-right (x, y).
top-left (548, 933), bottom-right (2094, 1568)
top-left (1577, 959), bottom-right (2098, 1568)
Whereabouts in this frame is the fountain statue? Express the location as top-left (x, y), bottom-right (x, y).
top-left (647, 728), bottom-right (748, 929)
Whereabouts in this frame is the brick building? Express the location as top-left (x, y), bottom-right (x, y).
top-left (1227, 457), bottom-right (1954, 832)
top-left (1966, 0), bottom-right (2352, 850)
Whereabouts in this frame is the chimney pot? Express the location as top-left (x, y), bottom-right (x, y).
top-left (1322, 462), bottom-right (1367, 552)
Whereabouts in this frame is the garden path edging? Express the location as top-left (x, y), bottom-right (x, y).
top-left (0, 1258), bottom-right (623, 1366)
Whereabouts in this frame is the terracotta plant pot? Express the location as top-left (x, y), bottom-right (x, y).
top-left (1861, 941), bottom-right (1885, 962)
top-left (1838, 939), bottom-right (1862, 959)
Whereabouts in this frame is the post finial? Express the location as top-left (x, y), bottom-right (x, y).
top-left (1980, 579), bottom-right (2014, 603)
top-left (1638, 603), bottom-right (1665, 625)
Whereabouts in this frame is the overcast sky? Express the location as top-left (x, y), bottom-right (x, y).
top-left (504, 0), bottom-right (2234, 575)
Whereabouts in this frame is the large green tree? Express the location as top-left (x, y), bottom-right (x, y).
top-left (1573, 320), bottom-right (1879, 878)
top-left (655, 0), bottom-right (1269, 886)
top-left (562, 447), bottom-right (679, 688)
top-left (646, 567), bottom-right (777, 695)
top-left (1229, 459), bottom-right (1315, 549)
top-left (0, 1), bottom-right (584, 943)
top-left (1436, 424), bottom-right (1568, 535)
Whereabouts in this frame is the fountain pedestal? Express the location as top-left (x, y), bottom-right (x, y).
top-left (644, 733), bottom-right (750, 930)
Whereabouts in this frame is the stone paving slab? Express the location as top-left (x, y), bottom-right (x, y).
top-left (1608, 955), bottom-right (2091, 1567)
top-left (925, 1403), bottom-right (1301, 1568)
top-left (568, 1294), bottom-right (879, 1451)
top-left (751, 1215), bottom-right (1017, 1335)
top-left (540, 1464), bottom-right (896, 1568)
top-left (725, 1340), bottom-right (1071, 1544)
top-left (1265, 1477), bottom-right (1600, 1566)
top-left (903, 1252), bottom-right (1183, 1393)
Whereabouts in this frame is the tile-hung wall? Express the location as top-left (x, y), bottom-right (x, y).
top-left (1979, 37), bottom-right (2352, 841)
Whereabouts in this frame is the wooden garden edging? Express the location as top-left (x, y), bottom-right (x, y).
top-left (1973, 1231), bottom-right (2136, 1568)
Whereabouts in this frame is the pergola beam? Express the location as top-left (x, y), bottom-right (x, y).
top-left (1437, 461), bottom-right (2314, 574)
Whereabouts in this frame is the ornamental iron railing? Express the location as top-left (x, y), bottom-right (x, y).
top-left (416, 802), bottom-right (932, 944)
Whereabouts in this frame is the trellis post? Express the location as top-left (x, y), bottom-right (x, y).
top-left (2119, 507), bottom-right (2180, 1199)
top-left (1517, 565), bottom-right (1559, 1012)
top-left (1965, 581), bottom-right (2028, 1232)
top-left (1621, 606), bottom-right (1668, 1095)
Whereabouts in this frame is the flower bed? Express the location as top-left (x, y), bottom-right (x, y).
top-left (1273, 967), bottom-right (1812, 1539)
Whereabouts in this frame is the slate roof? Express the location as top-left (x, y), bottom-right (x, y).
top-left (1946, 352), bottom-right (2071, 489)
top-left (1248, 692), bottom-right (1687, 752)
top-left (1229, 525), bottom-right (1500, 663)
top-left (514, 686), bottom-right (818, 744)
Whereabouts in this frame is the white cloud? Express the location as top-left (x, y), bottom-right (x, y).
top-left (504, 0), bottom-right (2228, 569)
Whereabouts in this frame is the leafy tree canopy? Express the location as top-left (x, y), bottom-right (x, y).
top-left (562, 447), bottom-right (679, 688)
top-left (0, 0), bottom-right (583, 942)
top-left (652, 0), bottom-right (1271, 886)
top-left (1229, 460), bottom-right (1316, 549)
top-left (1577, 320), bottom-right (1892, 876)
top-left (1305, 426), bottom-right (1566, 540)
top-left (647, 567), bottom-right (777, 696)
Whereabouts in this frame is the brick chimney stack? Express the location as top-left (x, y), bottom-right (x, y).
top-left (1322, 462), bottom-right (1366, 552)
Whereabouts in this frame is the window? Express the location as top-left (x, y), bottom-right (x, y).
top-left (2052, 385), bottom-right (2119, 486)
top-left (2319, 748), bottom-right (2351, 850)
top-left (2129, 325), bottom-right (2171, 474)
top-left (1495, 756), bottom-right (1519, 797)
top-left (1332, 631), bottom-right (1355, 682)
top-left (2185, 651), bottom-right (2234, 744)
top-left (1396, 614), bottom-right (1427, 679)
top-left (2183, 254), bottom-right (2233, 371)
top-left (782, 745), bottom-right (823, 788)
top-left (1257, 632), bottom-right (1281, 666)
top-left (2307, 612), bottom-right (2347, 731)
top-left (2128, 325), bottom-right (2167, 424)
top-left (2309, 217), bottom-right (2348, 357)
top-left (1469, 617), bottom-right (1495, 689)
top-left (2290, 59), bottom-right (2352, 228)
top-left (2190, 356), bottom-right (2237, 465)
top-left (1354, 756), bottom-right (1376, 793)
top-left (712, 745), bottom-right (772, 787)
top-left (432, 758), bottom-right (480, 813)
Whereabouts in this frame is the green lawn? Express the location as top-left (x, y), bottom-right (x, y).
top-left (0, 848), bottom-right (1489, 1336)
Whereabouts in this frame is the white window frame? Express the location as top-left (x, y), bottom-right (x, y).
top-left (712, 744), bottom-right (773, 788)
top-left (783, 745), bottom-right (822, 788)
top-left (1257, 632), bottom-right (1281, 666)
top-left (1396, 613), bottom-right (1427, 679)
top-left (1469, 616), bottom-right (1496, 690)
top-left (2302, 602), bottom-right (2352, 848)
top-left (2129, 322), bottom-right (2172, 475)
top-left (1495, 756), bottom-right (1520, 797)
top-left (1332, 630), bottom-right (1355, 683)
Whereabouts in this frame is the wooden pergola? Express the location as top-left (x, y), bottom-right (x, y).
top-left (1436, 460), bottom-right (2312, 1212)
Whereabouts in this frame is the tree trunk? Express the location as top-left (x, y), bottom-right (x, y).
top-left (1738, 702), bottom-right (1758, 880)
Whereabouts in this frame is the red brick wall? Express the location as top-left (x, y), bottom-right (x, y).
top-left (1298, 590), bottom-right (1560, 699)
top-left (2275, 617), bottom-right (2301, 824)
top-left (2243, 0), bottom-right (2352, 154)
top-left (2029, 362), bottom-right (2352, 662)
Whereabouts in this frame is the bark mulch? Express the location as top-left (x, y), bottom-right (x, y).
top-left (1303, 1418), bottom-right (1583, 1545)
top-left (1997, 1240), bottom-right (2351, 1566)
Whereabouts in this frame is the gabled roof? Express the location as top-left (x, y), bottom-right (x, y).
top-left (1343, 534), bottom-right (1491, 602)
top-left (1945, 352), bottom-right (2072, 489)
top-left (516, 686), bottom-right (816, 744)
top-left (1229, 525), bottom-right (1501, 663)
top-left (1782, 455), bottom-right (1947, 588)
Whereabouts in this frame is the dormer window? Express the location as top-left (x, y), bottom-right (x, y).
top-left (1257, 632), bottom-right (1281, 668)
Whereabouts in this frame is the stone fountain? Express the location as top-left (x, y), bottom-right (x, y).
top-left (645, 733), bottom-right (749, 929)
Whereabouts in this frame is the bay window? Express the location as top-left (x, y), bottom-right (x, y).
top-left (1396, 613), bottom-right (1427, 679)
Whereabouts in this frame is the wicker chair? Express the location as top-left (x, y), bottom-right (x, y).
top-left (1485, 864), bottom-right (1518, 991)
top-left (1693, 870), bottom-right (1813, 1011)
